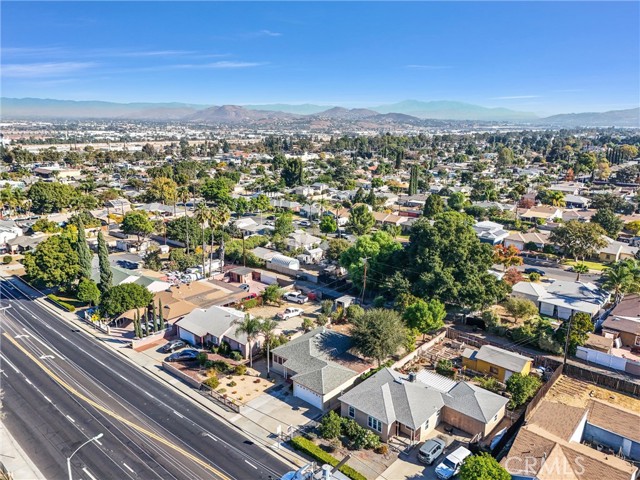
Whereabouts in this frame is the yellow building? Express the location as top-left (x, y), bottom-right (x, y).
top-left (462, 345), bottom-right (532, 383)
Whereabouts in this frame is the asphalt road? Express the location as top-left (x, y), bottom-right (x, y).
top-left (518, 257), bottom-right (603, 284)
top-left (0, 277), bottom-right (289, 480)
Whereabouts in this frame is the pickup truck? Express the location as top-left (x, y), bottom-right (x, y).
top-left (276, 307), bottom-right (304, 320)
top-left (283, 292), bottom-right (309, 304)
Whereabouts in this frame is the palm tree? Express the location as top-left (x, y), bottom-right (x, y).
top-left (209, 206), bottom-right (230, 277)
top-left (603, 259), bottom-right (640, 304)
top-left (177, 186), bottom-right (190, 254)
top-left (259, 318), bottom-right (278, 377)
top-left (233, 314), bottom-right (261, 368)
top-left (194, 203), bottom-right (210, 276)
top-left (573, 263), bottom-right (590, 281)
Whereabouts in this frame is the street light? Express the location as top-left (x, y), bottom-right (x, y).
top-left (67, 433), bottom-right (103, 480)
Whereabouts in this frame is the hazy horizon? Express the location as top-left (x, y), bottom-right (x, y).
top-left (2, 2), bottom-right (639, 116)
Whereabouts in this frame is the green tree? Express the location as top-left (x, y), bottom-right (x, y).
top-left (250, 194), bottom-right (271, 213)
top-left (423, 193), bottom-right (444, 218)
top-left (403, 299), bottom-right (446, 339)
top-left (549, 220), bottom-right (607, 261)
top-left (505, 373), bottom-right (542, 408)
top-left (121, 211), bottom-right (154, 244)
top-left (319, 411), bottom-right (342, 440)
top-left (347, 204), bottom-right (375, 236)
top-left (592, 208), bottom-right (624, 238)
top-left (447, 192), bottom-right (467, 211)
top-left (262, 284), bottom-right (284, 306)
top-left (233, 314), bottom-right (261, 367)
top-left (23, 235), bottom-right (80, 289)
top-left (320, 215), bottom-right (337, 234)
top-left (350, 309), bottom-right (407, 366)
top-left (201, 177), bottom-right (234, 207)
top-left (340, 231), bottom-right (402, 291)
top-left (459, 453), bottom-right (510, 480)
top-left (572, 263), bottom-right (590, 281)
top-left (77, 278), bottom-right (100, 306)
top-left (326, 238), bottom-right (350, 261)
top-left (27, 181), bottom-right (78, 214)
top-left (97, 231), bottom-right (112, 294)
top-left (603, 259), bottom-right (640, 302)
top-left (259, 318), bottom-right (278, 374)
top-left (100, 283), bottom-right (153, 318)
top-left (281, 157), bottom-right (304, 187)
top-left (274, 212), bottom-right (294, 237)
top-left (538, 189), bottom-right (565, 207)
top-left (497, 147), bottom-right (515, 167)
top-left (504, 298), bottom-right (538, 324)
top-left (158, 299), bottom-right (165, 330)
top-left (75, 218), bottom-right (93, 279)
top-left (166, 215), bottom-right (204, 247)
top-left (408, 165), bottom-right (419, 196)
top-left (147, 176), bottom-right (177, 205)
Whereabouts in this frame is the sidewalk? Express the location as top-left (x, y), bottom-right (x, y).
top-left (8, 275), bottom-right (306, 471)
top-left (0, 420), bottom-right (46, 480)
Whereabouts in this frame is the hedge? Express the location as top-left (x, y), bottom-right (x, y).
top-left (47, 294), bottom-right (76, 312)
top-left (290, 436), bottom-right (367, 480)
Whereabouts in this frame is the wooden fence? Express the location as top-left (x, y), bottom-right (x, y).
top-left (200, 384), bottom-right (241, 413)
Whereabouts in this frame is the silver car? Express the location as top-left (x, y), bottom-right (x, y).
top-left (417, 437), bottom-right (446, 465)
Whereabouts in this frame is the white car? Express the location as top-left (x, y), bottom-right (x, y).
top-left (283, 292), bottom-right (309, 304)
top-left (277, 307), bottom-right (304, 320)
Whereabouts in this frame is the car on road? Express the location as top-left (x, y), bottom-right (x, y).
top-left (298, 220), bottom-right (311, 227)
top-left (239, 283), bottom-right (251, 292)
top-left (277, 307), bottom-right (304, 320)
top-left (283, 292), bottom-right (309, 304)
top-left (417, 437), bottom-right (446, 465)
top-left (165, 349), bottom-right (200, 362)
top-left (160, 339), bottom-right (186, 353)
top-left (524, 267), bottom-right (546, 276)
top-left (435, 446), bottom-right (472, 479)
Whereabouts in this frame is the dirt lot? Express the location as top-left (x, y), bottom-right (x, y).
top-left (547, 374), bottom-right (640, 413)
top-left (247, 300), bottom-right (322, 334)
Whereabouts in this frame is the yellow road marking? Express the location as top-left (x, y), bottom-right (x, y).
top-left (4, 333), bottom-right (231, 480)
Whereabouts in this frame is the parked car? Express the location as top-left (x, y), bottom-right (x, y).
top-left (239, 283), bottom-right (251, 292)
top-left (160, 339), bottom-right (185, 353)
top-left (524, 267), bottom-right (546, 276)
top-left (435, 446), bottom-right (472, 479)
top-left (277, 307), bottom-right (304, 320)
top-left (283, 292), bottom-right (309, 304)
top-left (165, 349), bottom-right (199, 362)
top-left (243, 293), bottom-right (258, 301)
top-left (417, 437), bottom-right (446, 465)
top-left (298, 220), bottom-right (311, 227)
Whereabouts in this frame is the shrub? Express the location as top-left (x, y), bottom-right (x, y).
top-left (242, 298), bottom-right (259, 309)
top-left (506, 373), bottom-right (542, 409)
top-left (529, 272), bottom-right (540, 282)
top-left (229, 351), bottom-right (243, 361)
top-left (217, 388), bottom-right (227, 394)
top-left (351, 429), bottom-right (381, 450)
top-left (321, 299), bottom-right (333, 316)
top-left (478, 376), bottom-right (502, 393)
top-left (346, 304), bottom-right (365, 321)
top-left (211, 360), bottom-right (231, 373)
top-left (2, 255), bottom-right (11, 264)
top-left (290, 436), bottom-right (367, 480)
top-left (373, 296), bottom-right (386, 308)
top-left (47, 294), bottom-right (76, 312)
top-left (436, 359), bottom-right (456, 378)
top-left (203, 376), bottom-right (219, 389)
top-left (218, 341), bottom-right (231, 356)
top-left (319, 411), bottom-right (342, 439)
top-left (228, 380), bottom-right (237, 387)
top-left (316, 314), bottom-right (329, 327)
top-left (341, 418), bottom-right (361, 439)
top-left (196, 352), bottom-right (208, 365)
top-left (375, 444), bottom-right (389, 455)
top-left (234, 364), bottom-right (247, 375)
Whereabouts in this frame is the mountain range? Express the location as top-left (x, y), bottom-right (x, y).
top-left (1, 97), bottom-right (638, 127)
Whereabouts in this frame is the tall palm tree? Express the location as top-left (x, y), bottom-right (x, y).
top-left (573, 263), bottom-right (590, 281)
top-left (259, 318), bottom-right (278, 377)
top-left (233, 314), bottom-right (261, 368)
top-left (208, 206), bottom-right (230, 277)
top-left (194, 203), bottom-right (210, 276)
top-left (603, 259), bottom-right (640, 304)
top-left (177, 186), bottom-right (190, 254)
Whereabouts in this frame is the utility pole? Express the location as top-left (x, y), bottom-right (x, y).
top-left (562, 313), bottom-right (574, 370)
top-left (360, 257), bottom-right (369, 305)
top-left (242, 232), bottom-right (246, 267)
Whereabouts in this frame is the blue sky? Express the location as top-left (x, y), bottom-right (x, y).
top-left (2, 1), bottom-right (638, 115)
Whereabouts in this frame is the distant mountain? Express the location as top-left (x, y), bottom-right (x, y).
top-left (243, 103), bottom-right (331, 115)
top-left (539, 108), bottom-right (640, 128)
top-left (0, 97), bottom-right (207, 119)
top-left (184, 105), bottom-right (296, 124)
top-left (370, 99), bottom-right (537, 121)
top-left (312, 107), bottom-right (378, 120)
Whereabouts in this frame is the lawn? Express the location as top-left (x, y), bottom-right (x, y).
top-left (563, 260), bottom-right (609, 271)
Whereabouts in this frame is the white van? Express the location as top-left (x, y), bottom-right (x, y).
top-left (434, 446), bottom-right (472, 479)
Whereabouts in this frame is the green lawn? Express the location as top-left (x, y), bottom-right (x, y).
top-left (563, 260), bottom-right (609, 271)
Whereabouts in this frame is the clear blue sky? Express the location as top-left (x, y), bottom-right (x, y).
top-left (2, 1), bottom-right (638, 115)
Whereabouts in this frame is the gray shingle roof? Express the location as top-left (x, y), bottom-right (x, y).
top-left (443, 382), bottom-right (508, 423)
top-left (473, 345), bottom-right (533, 373)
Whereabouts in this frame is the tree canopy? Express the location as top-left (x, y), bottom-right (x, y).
top-left (347, 204), bottom-right (375, 236)
top-left (350, 308), bottom-right (407, 366)
top-left (23, 234), bottom-right (80, 289)
top-left (100, 283), bottom-right (153, 318)
top-left (459, 453), bottom-right (510, 480)
top-left (121, 211), bottom-right (154, 243)
top-left (549, 220), bottom-right (607, 261)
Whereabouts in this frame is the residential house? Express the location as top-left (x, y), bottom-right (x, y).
top-left (598, 237), bottom-right (638, 262)
top-left (271, 328), bottom-right (370, 411)
top-left (511, 280), bottom-right (610, 319)
top-left (462, 345), bottom-right (533, 383)
top-left (519, 205), bottom-right (563, 223)
top-left (371, 211), bottom-right (408, 228)
top-left (270, 199), bottom-right (302, 212)
top-left (601, 295), bottom-right (640, 348)
top-left (504, 231), bottom-right (551, 251)
top-left (564, 194), bottom-right (591, 209)
top-left (325, 208), bottom-right (350, 227)
top-left (472, 221), bottom-right (509, 245)
top-left (0, 220), bottom-right (23, 250)
top-left (548, 182), bottom-right (585, 195)
top-left (502, 394), bottom-right (639, 480)
top-left (176, 306), bottom-right (259, 358)
top-left (287, 231), bottom-right (322, 251)
top-left (338, 368), bottom-right (507, 443)
top-left (472, 201), bottom-right (516, 213)
top-left (561, 208), bottom-right (597, 223)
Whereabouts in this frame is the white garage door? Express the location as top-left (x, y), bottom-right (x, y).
top-left (557, 307), bottom-right (572, 320)
top-left (179, 329), bottom-right (196, 346)
top-left (293, 383), bottom-right (323, 410)
top-left (539, 302), bottom-right (555, 317)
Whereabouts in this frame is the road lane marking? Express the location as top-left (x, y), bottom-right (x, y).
top-left (204, 433), bottom-right (218, 441)
top-left (244, 460), bottom-right (257, 470)
top-left (173, 410), bottom-right (184, 419)
top-left (0, 353), bottom-right (20, 373)
top-left (39, 355), bottom-right (55, 360)
top-left (82, 468), bottom-right (98, 480)
top-left (66, 415), bottom-right (76, 423)
top-left (23, 328), bottom-right (60, 356)
top-left (123, 463), bottom-right (134, 473)
top-left (24, 378), bottom-right (32, 385)
top-left (43, 395), bottom-right (52, 403)
top-left (3, 333), bottom-right (231, 480)
top-left (14, 334), bottom-right (29, 339)
top-left (94, 438), bottom-right (102, 446)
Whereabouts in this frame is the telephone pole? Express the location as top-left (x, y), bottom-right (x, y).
top-left (360, 257), bottom-right (369, 305)
top-left (562, 313), bottom-right (574, 370)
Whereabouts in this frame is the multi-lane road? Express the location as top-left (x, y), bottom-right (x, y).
top-left (0, 276), bottom-right (289, 480)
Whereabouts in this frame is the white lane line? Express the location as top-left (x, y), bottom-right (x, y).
top-left (23, 328), bottom-right (60, 355)
top-left (244, 460), bottom-right (257, 470)
top-left (173, 410), bottom-right (184, 418)
top-left (24, 378), bottom-right (32, 385)
top-left (94, 438), bottom-right (102, 446)
top-left (66, 415), bottom-right (75, 423)
top-left (1, 372), bottom-right (8, 378)
top-left (122, 463), bottom-right (134, 473)
top-left (14, 334), bottom-right (29, 339)
top-left (82, 468), bottom-right (98, 480)
top-left (39, 355), bottom-right (55, 360)
top-left (204, 433), bottom-right (218, 441)
top-left (42, 395), bottom-right (52, 403)
top-left (0, 354), bottom-right (20, 374)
